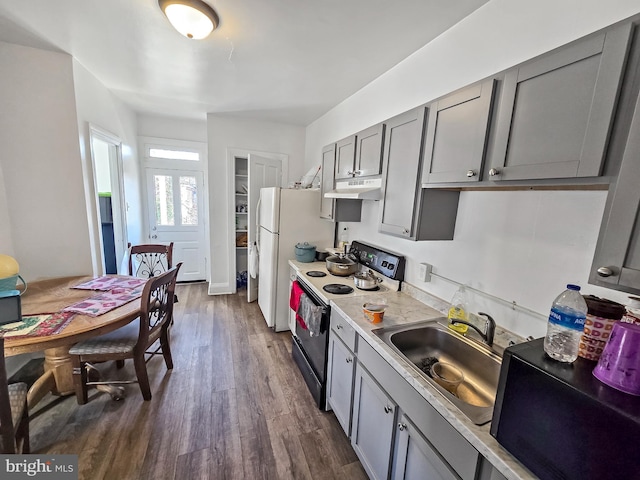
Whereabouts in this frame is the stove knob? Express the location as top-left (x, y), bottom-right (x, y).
top-left (382, 261), bottom-right (388, 268)
top-left (387, 263), bottom-right (395, 271)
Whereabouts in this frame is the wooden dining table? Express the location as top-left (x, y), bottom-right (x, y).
top-left (4, 275), bottom-right (142, 409)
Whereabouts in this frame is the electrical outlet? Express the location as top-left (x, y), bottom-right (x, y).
top-left (419, 263), bottom-right (432, 282)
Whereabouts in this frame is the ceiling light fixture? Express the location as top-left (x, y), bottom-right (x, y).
top-left (158, 0), bottom-right (219, 40)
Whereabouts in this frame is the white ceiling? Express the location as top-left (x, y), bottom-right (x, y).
top-left (0, 0), bottom-right (488, 125)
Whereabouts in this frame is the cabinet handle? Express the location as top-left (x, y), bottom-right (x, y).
top-left (346, 357), bottom-right (353, 364)
top-left (489, 168), bottom-right (500, 176)
top-left (353, 170), bottom-right (362, 176)
top-left (596, 266), bottom-right (616, 277)
top-left (402, 228), bottom-right (409, 235)
top-left (384, 405), bottom-right (393, 414)
top-left (336, 324), bottom-right (343, 330)
top-left (398, 423), bottom-right (407, 431)
top-left (466, 170), bottom-right (476, 177)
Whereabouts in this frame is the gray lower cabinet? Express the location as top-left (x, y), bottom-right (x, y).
top-left (356, 338), bottom-right (480, 480)
top-left (327, 322), bottom-right (510, 480)
top-left (351, 362), bottom-right (397, 480)
top-left (392, 413), bottom-right (459, 480)
top-left (379, 107), bottom-right (460, 240)
top-left (487, 23), bottom-right (632, 181)
top-left (421, 79), bottom-right (496, 185)
top-left (336, 135), bottom-right (357, 180)
top-left (589, 85), bottom-right (640, 295)
top-left (326, 332), bottom-right (356, 435)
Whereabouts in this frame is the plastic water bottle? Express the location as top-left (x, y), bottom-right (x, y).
top-left (544, 284), bottom-right (588, 363)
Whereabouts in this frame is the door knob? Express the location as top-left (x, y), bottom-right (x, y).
top-left (596, 266), bottom-right (615, 277)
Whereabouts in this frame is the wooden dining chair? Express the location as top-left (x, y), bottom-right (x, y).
top-left (0, 337), bottom-right (30, 453)
top-left (128, 242), bottom-right (178, 325)
top-left (128, 242), bottom-right (174, 278)
top-left (69, 264), bottom-right (182, 404)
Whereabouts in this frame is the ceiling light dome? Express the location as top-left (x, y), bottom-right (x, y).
top-left (158, 0), bottom-right (219, 40)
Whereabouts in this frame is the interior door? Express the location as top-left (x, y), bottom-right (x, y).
top-left (247, 154), bottom-right (282, 302)
top-left (146, 168), bottom-right (206, 282)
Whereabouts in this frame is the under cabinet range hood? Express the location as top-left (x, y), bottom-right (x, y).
top-left (324, 178), bottom-right (382, 200)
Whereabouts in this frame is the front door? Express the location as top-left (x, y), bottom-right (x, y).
top-left (145, 168), bottom-right (206, 282)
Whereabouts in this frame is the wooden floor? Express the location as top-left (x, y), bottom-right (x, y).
top-left (26, 283), bottom-right (367, 480)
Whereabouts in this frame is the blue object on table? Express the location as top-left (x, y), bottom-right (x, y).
top-left (0, 289), bottom-right (21, 326)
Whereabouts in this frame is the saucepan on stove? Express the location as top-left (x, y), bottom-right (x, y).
top-left (354, 270), bottom-right (382, 290)
top-left (325, 255), bottom-right (358, 276)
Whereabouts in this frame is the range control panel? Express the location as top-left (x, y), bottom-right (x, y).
top-left (350, 241), bottom-right (406, 281)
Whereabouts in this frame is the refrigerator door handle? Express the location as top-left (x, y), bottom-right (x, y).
top-left (255, 196), bottom-right (262, 252)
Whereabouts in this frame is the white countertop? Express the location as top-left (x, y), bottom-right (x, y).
top-left (289, 260), bottom-right (536, 480)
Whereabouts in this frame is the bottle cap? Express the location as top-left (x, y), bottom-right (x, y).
top-left (566, 284), bottom-right (581, 291)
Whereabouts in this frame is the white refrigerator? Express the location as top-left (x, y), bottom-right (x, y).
top-left (257, 187), bottom-right (334, 331)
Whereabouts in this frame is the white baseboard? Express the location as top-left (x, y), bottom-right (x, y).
top-left (208, 281), bottom-right (234, 295)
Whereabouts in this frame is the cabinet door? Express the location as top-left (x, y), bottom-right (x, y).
top-left (320, 143), bottom-right (336, 220)
top-left (351, 364), bottom-right (397, 480)
top-left (590, 88), bottom-right (640, 294)
top-left (379, 107), bottom-right (428, 238)
top-left (421, 80), bottom-right (495, 184)
top-left (355, 123), bottom-right (385, 177)
top-left (488, 24), bottom-right (632, 181)
top-left (392, 414), bottom-right (458, 480)
top-left (326, 333), bottom-right (356, 436)
top-left (335, 135), bottom-right (357, 180)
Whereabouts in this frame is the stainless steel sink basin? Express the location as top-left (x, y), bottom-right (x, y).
top-left (373, 319), bottom-right (502, 425)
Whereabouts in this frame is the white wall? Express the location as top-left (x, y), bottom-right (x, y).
top-left (304, 0), bottom-right (640, 339)
top-left (0, 42), bottom-right (92, 280)
top-left (137, 114), bottom-right (207, 143)
top-left (72, 60), bottom-right (142, 259)
top-left (207, 115), bottom-right (306, 292)
top-left (0, 161), bottom-right (14, 256)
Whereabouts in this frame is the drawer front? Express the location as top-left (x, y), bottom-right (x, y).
top-left (331, 309), bottom-right (357, 351)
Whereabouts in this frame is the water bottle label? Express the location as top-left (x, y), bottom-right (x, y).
top-left (549, 307), bottom-right (586, 331)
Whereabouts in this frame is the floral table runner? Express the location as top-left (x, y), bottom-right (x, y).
top-left (63, 282), bottom-right (145, 317)
top-left (72, 276), bottom-right (146, 291)
top-left (0, 311), bottom-right (76, 338)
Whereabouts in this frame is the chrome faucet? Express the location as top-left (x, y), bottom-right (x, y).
top-left (451, 312), bottom-right (496, 347)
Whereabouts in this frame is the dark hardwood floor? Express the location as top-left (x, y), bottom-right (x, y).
top-left (26, 283), bottom-right (367, 480)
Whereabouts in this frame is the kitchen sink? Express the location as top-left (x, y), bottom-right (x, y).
top-left (373, 319), bottom-right (502, 425)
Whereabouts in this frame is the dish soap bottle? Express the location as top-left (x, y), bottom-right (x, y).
top-left (447, 285), bottom-right (470, 334)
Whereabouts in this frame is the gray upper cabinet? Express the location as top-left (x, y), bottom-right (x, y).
top-left (421, 79), bottom-right (496, 184)
top-left (335, 135), bottom-right (357, 180)
top-left (354, 123), bottom-right (385, 177)
top-left (379, 107), bottom-right (427, 238)
top-left (320, 143), bottom-right (336, 220)
top-left (487, 23), bottom-right (632, 182)
top-left (590, 86), bottom-right (640, 295)
top-left (320, 142), bottom-right (362, 222)
top-left (379, 107), bottom-right (459, 240)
